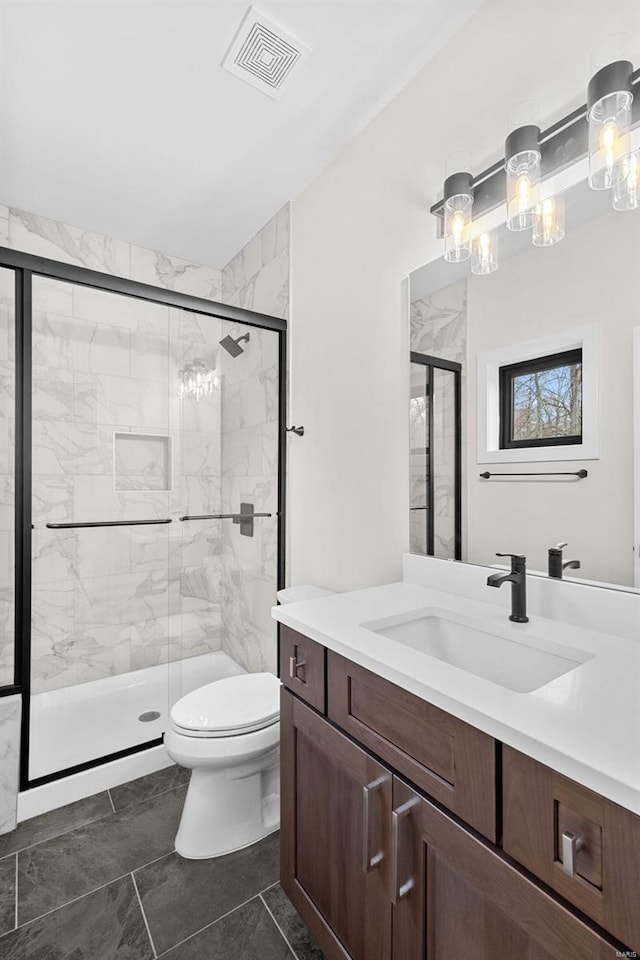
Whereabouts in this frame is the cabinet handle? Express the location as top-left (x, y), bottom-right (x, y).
top-left (561, 830), bottom-right (584, 878)
top-left (391, 798), bottom-right (419, 903)
top-left (289, 655), bottom-right (306, 680)
top-left (362, 776), bottom-right (387, 873)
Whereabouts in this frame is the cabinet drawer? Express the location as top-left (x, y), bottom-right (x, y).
top-left (503, 746), bottom-right (640, 951)
top-left (279, 625), bottom-right (326, 713)
top-left (327, 651), bottom-right (496, 841)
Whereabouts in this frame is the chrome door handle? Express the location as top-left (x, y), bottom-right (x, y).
top-left (391, 798), bottom-right (419, 903)
top-left (561, 830), bottom-right (584, 877)
top-left (288, 656), bottom-right (306, 679)
top-left (362, 776), bottom-right (388, 873)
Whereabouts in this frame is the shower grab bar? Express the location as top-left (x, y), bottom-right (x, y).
top-left (179, 513), bottom-right (272, 521)
top-left (180, 504), bottom-right (272, 538)
top-left (45, 519), bottom-right (172, 529)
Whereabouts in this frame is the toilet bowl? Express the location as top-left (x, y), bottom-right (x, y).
top-left (164, 672), bottom-right (281, 859)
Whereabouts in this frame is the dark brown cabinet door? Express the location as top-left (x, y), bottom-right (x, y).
top-left (280, 688), bottom-right (393, 960)
top-left (392, 777), bottom-right (620, 960)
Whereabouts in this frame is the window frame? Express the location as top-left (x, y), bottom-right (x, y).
top-left (499, 348), bottom-right (583, 450)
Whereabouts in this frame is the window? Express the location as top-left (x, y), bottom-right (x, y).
top-left (499, 349), bottom-right (583, 449)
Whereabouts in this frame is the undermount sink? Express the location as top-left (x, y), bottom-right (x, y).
top-left (361, 608), bottom-right (593, 693)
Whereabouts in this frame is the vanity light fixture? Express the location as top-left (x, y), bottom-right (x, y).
top-left (443, 152), bottom-right (474, 262)
top-left (434, 56), bottom-right (637, 265)
top-left (532, 195), bottom-right (565, 246)
top-left (505, 103), bottom-right (541, 231)
top-left (471, 233), bottom-right (498, 274)
top-left (178, 360), bottom-right (219, 401)
top-left (612, 149), bottom-right (640, 210)
top-left (587, 56), bottom-right (633, 190)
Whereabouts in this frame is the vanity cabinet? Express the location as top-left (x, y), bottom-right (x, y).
top-left (280, 687), bottom-right (392, 960)
top-left (392, 776), bottom-right (620, 960)
top-left (327, 651), bottom-right (496, 841)
top-left (281, 688), bottom-right (620, 960)
top-left (503, 745), bottom-right (640, 951)
top-left (280, 631), bottom-right (637, 959)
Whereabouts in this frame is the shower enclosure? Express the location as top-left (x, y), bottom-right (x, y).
top-left (409, 352), bottom-right (462, 560)
top-left (0, 250), bottom-right (286, 789)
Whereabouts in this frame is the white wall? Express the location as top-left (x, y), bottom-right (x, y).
top-left (288, 0), bottom-right (640, 592)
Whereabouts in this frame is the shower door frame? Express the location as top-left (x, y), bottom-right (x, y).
top-left (410, 351), bottom-right (462, 560)
top-left (0, 246), bottom-right (288, 791)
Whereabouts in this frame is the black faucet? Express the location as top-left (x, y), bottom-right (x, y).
top-left (487, 553), bottom-right (529, 623)
top-left (548, 542), bottom-right (581, 579)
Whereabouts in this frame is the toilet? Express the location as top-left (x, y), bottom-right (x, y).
top-left (165, 585), bottom-right (334, 859)
top-left (165, 672), bottom-right (281, 859)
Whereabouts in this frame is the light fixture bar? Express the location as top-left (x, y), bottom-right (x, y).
top-left (430, 68), bottom-right (640, 231)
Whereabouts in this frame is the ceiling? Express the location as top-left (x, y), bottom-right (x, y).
top-left (0, 0), bottom-right (482, 267)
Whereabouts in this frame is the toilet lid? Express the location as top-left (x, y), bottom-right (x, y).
top-left (170, 673), bottom-right (280, 736)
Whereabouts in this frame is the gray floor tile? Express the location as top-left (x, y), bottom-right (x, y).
top-left (159, 897), bottom-right (293, 960)
top-left (262, 883), bottom-right (324, 960)
top-left (0, 854), bottom-right (15, 937)
top-left (0, 791), bottom-right (112, 859)
top-left (17, 784), bottom-right (186, 925)
top-left (110, 764), bottom-right (190, 812)
top-left (0, 875), bottom-right (153, 960)
top-left (136, 831), bottom-right (280, 955)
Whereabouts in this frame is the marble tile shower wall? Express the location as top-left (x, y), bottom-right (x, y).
top-left (410, 280), bottom-right (467, 560)
top-left (0, 201), bottom-right (290, 691)
top-left (220, 325), bottom-right (280, 674)
top-left (3, 206), bottom-right (223, 298)
top-left (220, 207), bottom-right (288, 674)
top-left (222, 205), bottom-right (290, 322)
top-left (29, 280), bottom-right (227, 692)
top-left (0, 266), bottom-right (15, 687)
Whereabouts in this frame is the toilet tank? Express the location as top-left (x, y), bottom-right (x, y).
top-left (276, 585), bottom-right (335, 605)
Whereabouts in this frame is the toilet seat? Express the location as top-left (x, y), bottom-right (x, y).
top-left (170, 672), bottom-right (280, 739)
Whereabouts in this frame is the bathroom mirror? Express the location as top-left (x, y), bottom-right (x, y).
top-left (408, 176), bottom-right (640, 591)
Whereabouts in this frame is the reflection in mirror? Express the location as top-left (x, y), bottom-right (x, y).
top-left (409, 179), bottom-right (640, 591)
top-left (409, 354), bottom-right (462, 560)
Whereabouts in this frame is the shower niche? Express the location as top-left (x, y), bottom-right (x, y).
top-left (0, 258), bottom-right (285, 788)
top-left (113, 432), bottom-right (173, 491)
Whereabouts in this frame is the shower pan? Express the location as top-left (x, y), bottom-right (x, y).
top-left (0, 250), bottom-right (286, 793)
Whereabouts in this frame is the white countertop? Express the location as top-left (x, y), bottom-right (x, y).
top-left (273, 580), bottom-right (640, 815)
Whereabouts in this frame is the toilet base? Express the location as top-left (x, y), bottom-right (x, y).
top-left (175, 762), bottom-right (280, 859)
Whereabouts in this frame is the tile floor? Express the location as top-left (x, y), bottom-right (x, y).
top-left (0, 765), bottom-right (323, 959)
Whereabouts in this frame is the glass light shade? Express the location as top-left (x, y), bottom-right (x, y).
top-left (532, 196), bottom-right (565, 246)
top-left (506, 149), bottom-right (541, 231)
top-left (612, 150), bottom-right (640, 210)
top-left (471, 233), bottom-right (498, 275)
top-left (443, 193), bottom-right (473, 263)
top-left (587, 43), bottom-right (634, 191)
top-left (588, 90), bottom-right (632, 189)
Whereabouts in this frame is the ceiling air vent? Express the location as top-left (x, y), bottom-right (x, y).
top-left (222, 5), bottom-right (310, 99)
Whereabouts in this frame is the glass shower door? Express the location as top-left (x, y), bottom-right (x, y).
top-left (410, 362), bottom-right (430, 556)
top-left (409, 353), bottom-right (462, 561)
top-left (29, 277), bottom-right (172, 781)
top-left (27, 275), bottom-right (283, 784)
top-left (168, 311), bottom-right (280, 714)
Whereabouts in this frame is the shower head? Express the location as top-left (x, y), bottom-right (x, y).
top-left (219, 332), bottom-right (250, 358)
